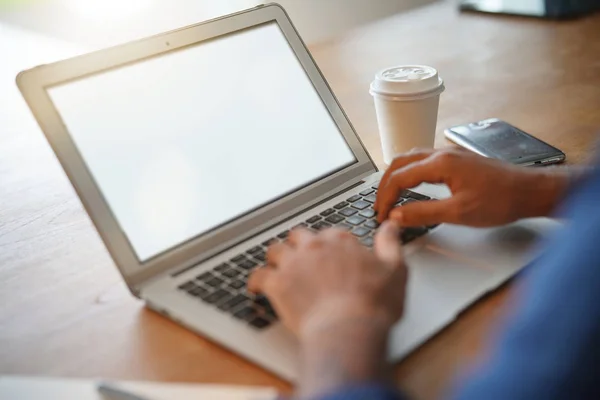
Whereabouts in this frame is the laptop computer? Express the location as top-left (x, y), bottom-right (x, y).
top-left (16, 3), bottom-right (559, 381)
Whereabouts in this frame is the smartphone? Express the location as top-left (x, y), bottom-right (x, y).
top-left (459, 0), bottom-right (597, 19)
top-left (444, 118), bottom-right (566, 166)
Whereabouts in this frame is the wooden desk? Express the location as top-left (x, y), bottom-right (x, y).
top-left (1, 2), bottom-right (600, 399)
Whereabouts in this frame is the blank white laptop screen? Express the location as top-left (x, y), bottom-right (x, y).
top-left (48, 22), bottom-right (356, 262)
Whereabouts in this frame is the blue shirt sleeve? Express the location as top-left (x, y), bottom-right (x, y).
top-left (449, 166), bottom-right (600, 400)
top-left (304, 384), bottom-right (407, 400)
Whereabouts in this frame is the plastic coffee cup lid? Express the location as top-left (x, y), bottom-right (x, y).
top-left (370, 65), bottom-right (444, 100)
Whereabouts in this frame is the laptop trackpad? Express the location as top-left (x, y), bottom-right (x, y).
top-left (388, 245), bottom-right (493, 360)
top-left (387, 218), bottom-right (559, 361)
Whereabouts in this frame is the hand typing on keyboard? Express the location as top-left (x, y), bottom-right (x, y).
top-left (248, 222), bottom-right (407, 398)
top-left (176, 187), bottom-right (430, 332)
top-left (374, 148), bottom-right (571, 227)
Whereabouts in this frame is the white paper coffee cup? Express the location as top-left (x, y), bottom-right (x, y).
top-left (370, 65), bottom-right (445, 165)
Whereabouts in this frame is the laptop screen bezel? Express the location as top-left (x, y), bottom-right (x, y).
top-left (17, 3), bottom-right (377, 289)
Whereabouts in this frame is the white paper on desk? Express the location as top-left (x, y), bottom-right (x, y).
top-left (0, 376), bottom-right (277, 400)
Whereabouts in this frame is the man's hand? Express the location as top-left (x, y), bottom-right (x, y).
top-left (374, 148), bottom-right (571, 227)
top-left (248, 222), bottom-right (407, 398)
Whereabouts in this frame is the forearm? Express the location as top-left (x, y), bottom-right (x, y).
top-left (515, 166), bottom-right (585, 219)
top-left (297, 316), bottom-right (393, 399)
top-left (449, 165), bottom-right (600, 400)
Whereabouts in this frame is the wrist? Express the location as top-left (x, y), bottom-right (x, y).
top-left (297, 300), bottom-right (395, 399)
top-left (299, 297), bottom-right (397, 341)
top-left (514, 167), bottom-right (571, 219)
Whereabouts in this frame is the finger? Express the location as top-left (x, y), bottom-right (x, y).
top-left (389, 197), bottom-right (461, 226)
top-left (377, 159), bottom-right (447, 222)
top-left (374, 220), bottom-right (404, 268)
top-left (374, 149), bottom-right (434, 211)
top-left (266, 242), bottom-right (291, 266)
top-left (247, 267), bottom-right (276, 294)
top-left (287, 227), bottom-right (314, 247)
top-left (321, 226), bottom-right (353, 240)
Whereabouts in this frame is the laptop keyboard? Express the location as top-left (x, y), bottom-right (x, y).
top-left (177, 184), bottom-right (436, 330)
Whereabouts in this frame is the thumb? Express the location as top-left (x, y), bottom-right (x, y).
top-left (374, 220), bottom-right (403, 268)
top-left (390, 198), bottom-right (459, 227)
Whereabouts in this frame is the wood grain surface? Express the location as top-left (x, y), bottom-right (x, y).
top-left (1, 1), bottom-right (599, 399)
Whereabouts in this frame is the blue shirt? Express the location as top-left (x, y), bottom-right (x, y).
top-left (314, 166), bottom-right (600, 400)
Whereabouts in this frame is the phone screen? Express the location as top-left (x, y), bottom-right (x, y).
top-left (447, 119), bottom-right (563, 164)
top-left (460, 0), bottom-right (548, 18)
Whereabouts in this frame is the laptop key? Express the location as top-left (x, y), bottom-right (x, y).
top-left (306, 215), bottom-right (322, 224)
top-left (359, 188), bottom-right (374, 196)
top-left (197, 272), bottom-right (213, 281)
top-left (293, 223), bottom-right (308, 229)
top-left (255, 295), bottom-right (273, 309)
top-left (352, 227), bottom-right (371, 237)
top-left (216, 293), bottom-right (234, 306)
top-left (247, 246), bottom-right (263, 255)
top-left (239, 259), bottom-right (258, 270)
top-left (399, 190), bottom-right (413, 199)
top-left (249, 317), bottom-right (272, 329)
top-left (178, 281), bottom-right (196, 291)
top-left (231, 254), bottom-right (247, 263)
top-left (359, 209), bottom-right (376, 218)
top-left (205, 277), bottom-right (224, 287)
top-left (218, 294), bottom-right (250, 311)
top-left (334, 202), bottom-right (348, 209)
top-left (277, 231), bottom-right (289, 239)
top-left (364, 194), bottom-right (378, 203)
top-left (204, 289), bottom-right (230, 304)
top-left (255, 295), bottom-right (276, 314)
top-left (253, 252), bottom-right (266, 263)
top-left (229, 280), bottom-right (246, 290)
top-left (364, 219), bottom-right (380, 229)
top-left (346, 216), bottom-right (366, 226)
top-left (404, 190), bottom-right (430, 201)
top-left (338, 223), bottom-right (353, 231)
top-left (233, 306), bottom-right (256, 320)
top-left (346, 195), bottom-right (362, 203)
top-left (262, 238), bottom-right (278, 247)
top-left (357, 199), bottom-right (373, 210)
top-left (188, 286), bottom-right (208, 297)
top-left (372, 182), bottom-right (380, 189)
top-left (214, 263), bottom-right (230, 272)
top-left (339, 207), bottom-right (358, 217)
top-left (221, 269), bottom-right (240, 279)
top-left (320, 208), bottom-right (336, 217)
top-left (401, 198), bottom-right (417, 206)
top-left (312, 221), bottom-right (332, 231)
top-left (325, 214), bottom-right (345, 224)
top-left (198, 289), bottom-right (216, 301)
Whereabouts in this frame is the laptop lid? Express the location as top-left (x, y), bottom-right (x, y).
top-left (17, 3), bottom-right (376, 292)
